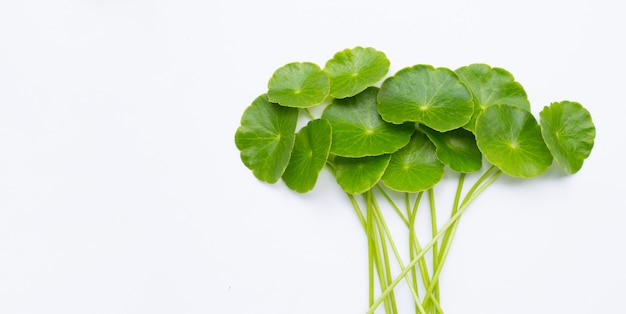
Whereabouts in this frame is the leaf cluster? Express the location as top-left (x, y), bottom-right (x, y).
top-left (235, 47), bottom-right (596, 194)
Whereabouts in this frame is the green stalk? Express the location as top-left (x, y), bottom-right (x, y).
top-left (438, 172), bottom-right (466, 264)
top-left (428, 188), bottom-right (441, 311)
top-left (373, 202), bottom-right (399, 314)
top-left (303, 108), bottom-right (316, 120)
top-left (371, 194), bottom-right (426, 314)
top-left (376, 186), bottom-right (409, 226)
top-left (367, 168), bottom-right (502, 314)
top-left (366, 192), bottom-right (375, 306)
top-left (407, 192), bottom-right (421, 314)
top-left (421, 167), bottom-right (501, 310)
top-left (367, 191), bottom-right (394, 313)
top-left (377, 186), bottom-right (433, 295)
top-left (347, 193), bottom-right (367, 230)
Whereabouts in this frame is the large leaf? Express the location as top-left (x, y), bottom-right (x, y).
top-left (323, 47), bottom-right (390, 99)
top-left (321, 87), bottom-right (414, 157)
top-left (267, 62), bottom-right (330, 108)
top-left (455, 64), bottom-right (530, 131)
top-left (282, 119), bottom-right (333, 193)
top-left (235, 94), bottom-right (299, 183)
top-left (475, 105), bottom-right (552, 178)
top-left (420, 125), bottom-right (482, 173)
top-left (334, 154), bottom-right (391, 194)
top-left (377, 65), bottom-right (474, 132)
top-left (381, 131), bottom-right (445, 192)
top-left (539, 101), bottom-right (596, 174)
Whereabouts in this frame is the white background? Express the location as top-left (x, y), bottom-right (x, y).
top-left (1, 0), bottom-right (624, 313)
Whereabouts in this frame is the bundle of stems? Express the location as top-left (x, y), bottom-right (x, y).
top-left (341, 165), bottom-right (501, 314)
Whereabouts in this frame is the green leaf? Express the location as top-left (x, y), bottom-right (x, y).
top-left (267, 62), bottom-right (330, 108)
top-left (334, 155), bottom-right (391, 194)
top-left (323, 47), bottom-right (390, 99)
top-left (377, 65), bottom-right (474, 132)
top-left (475, 105), bottom-right (552, 178)
top-left (235, 94), bottom-right (299, 183)
top-left (282, 119), bottom-right (333, 193)
top-left (321, 87), bottom-right (414, 157)
top-left (420, 125), bottom-right (482, 173)
top-left (381, 131), bottom-right (445, 192)
top-left (539, 101), bottom-right (596, 174)
top-left (455, 64), bottom-right (530, 131)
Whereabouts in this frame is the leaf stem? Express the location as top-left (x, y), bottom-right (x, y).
top-left (377, 187), bottom-right (435, 307)
top-left (422, 167), bottom-right (501, 310)
top-left (367, 191), bottom-right (394, 313)
top-left (347, 193), bottom-right (367, 230)
top-left (303, 108), bottom-right (316, 120)
top-left (407, 193), bottom-right (421, 314)
top-left (428, 188), bottom-right (441, 309)
top-left (367, 197), bottom-right (375, 306)
top-left (370, 193), bottom-right (426, 314)
top-left (376, 185), bottom-right (409, 226)
top-left (367, 168), bottom-right (502, 314)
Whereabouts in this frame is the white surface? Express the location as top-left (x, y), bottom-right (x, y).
top-left (1, 0), bottom-right (624, 313)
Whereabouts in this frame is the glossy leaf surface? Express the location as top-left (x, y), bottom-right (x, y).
top-left (334, 154), bottom-right (391, 194)
top-left (267, 62), bottom-right (330, 108)
top-left (381, 131), bottom-right (445, 192)
top-left (475, 105), bottom-right (552, 178)
top-left (323, 47), bottom-right (390, 99)
top-left (540, 101), bottom-right (596, 174)
top-left (455, 64), bottom-right (530, 131)
top-left (421, 126), bottom-right (482, 173)
top-left (377, 65), bottom-right (473, 132)
top-left (235, 94), bottom-right (299, 183)
top-left (282, 119), bottom-right (332, 193)
top-left (322, 87), bottom-right (414, 157)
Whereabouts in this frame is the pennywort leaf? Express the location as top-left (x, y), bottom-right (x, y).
top-left (321, 87), bottom-right (414, 157)
top-left (334, 155), bottom-right (391, 194)
top-left (323, 47), bottom-right (390, 99)
top-left (540, 101), bottom-right (596, 174)
top-left (268, 62), bottom-right (330, 108)
top-left (420, 125), bottom-right (482, 173)
top-left (377, 65), bottom-right (474, 132)
top-left (381, 131), bottom-right (445, 192)
top-left (282, 119), bottom-right (333, 193)
top-left (455, 64), bottom-right (530, 131)
top-left (475, 104), bottom-right (552, 178)
top-left (235, 94), bottom-right (299, 183)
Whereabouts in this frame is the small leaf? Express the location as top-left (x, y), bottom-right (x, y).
top-left (267, 62), bottom-right (330, 108)
top-left (282, 119), bottom-right (333, 193)
top-left (321, 87), bottom-right (414, 157)
top-left (475, 105), bottom-right (552, 178)
top-left (455, 64), bottom-right (530, 131)
top-left (334, 155), bottom-right (391, 194)
top-left (235, 94), bottom-right (299, 183)
top-left (381, 131), bottom-right (445, 192)
top-left (420, 126), bottom-right (482, 173)
top-left (377, 65), bottom-right (474, 132)
top-left (323, 47), bottom-right (390, 99)
top-left (540, 101), bottom-right (596, 174)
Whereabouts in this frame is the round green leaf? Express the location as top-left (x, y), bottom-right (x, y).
top-left (455, 64), bottom-right (530, 131)
top-left (377, 65), bottom-right (474, 132)
top-left (475, 105), bottom-right (552, 178)
top-left (334, 154), bottom-right (391, 194)
top-left (282, 119), bottom-right (333, 193)
top-left (321, 87), bottom-right (414, 157)
top-left (381, 131), bottom-right (445, 192)
top-left (267, 62), bottom-right (330, 108)
top-left (420, 125), bottom-right (482, 173)
top-left (235, 94), bottom-right (299, 183)
top-left (539, 101), bottom-right (596, 174)
top-left (323, 47), bottom-right (390, 99)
